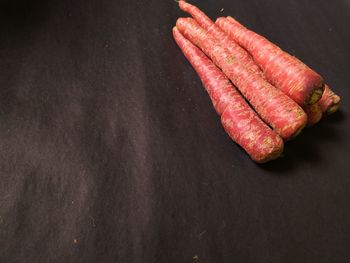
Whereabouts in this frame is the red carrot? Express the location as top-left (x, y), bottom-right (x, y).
top-left (216, 17), bottom-right (325, 106)
top-left (303, 103), bottom-right (323, 126)
top-left (173, 27), bottom-right (283, 162)
top-left (318, 84), bottom-right (340, 114)
top-left (178, 1), bottom-right (263, 77)
top-left (176, 18), bottom-right (307, 140)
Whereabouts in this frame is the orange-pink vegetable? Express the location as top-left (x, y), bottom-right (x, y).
top-left (173, 26), bottom-right (283, 162)
top-left (176, 17), bottom-right (307, 140)
top-left (216, 16), bottom-right (325, 106)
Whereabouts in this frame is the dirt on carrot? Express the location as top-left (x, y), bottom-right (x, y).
top-left (176, 17), bottom-right (307, 140)
top-left (173, 26), bottom-right (283, 162)
top-left (216, 16), bottom-right (325, 106)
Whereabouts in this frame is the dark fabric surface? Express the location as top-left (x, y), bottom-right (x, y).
top-left (0, 0), bottom-right (349, 262)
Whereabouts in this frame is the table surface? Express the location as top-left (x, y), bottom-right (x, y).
top-left (1, 0), bottom-right (350, 262)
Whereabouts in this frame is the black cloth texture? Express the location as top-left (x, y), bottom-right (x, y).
top-left (0, 0), bottom-right (350, 262)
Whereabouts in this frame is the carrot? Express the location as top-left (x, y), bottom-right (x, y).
top-left (176, 18), bottom-right (307, 140)
top-left (178, 1), bottom-right (263, 77)
top-left (216, 17), bottom-right (325, 106)
top-left (173, 27), bottom-right (283, 162)
top-left (303, 85), bottom-right (340, 125)
top-left (318, 84), bottom-right (340, 114)
top-left (303, 103), bottom-right (323, 126)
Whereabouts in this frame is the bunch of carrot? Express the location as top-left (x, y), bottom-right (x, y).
top-left (173, 1), bottom-right (341, 163)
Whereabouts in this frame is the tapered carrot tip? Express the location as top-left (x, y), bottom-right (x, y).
top-left (178, 0), bottom-right (185, 7)
top-left (178, 1), bottom-right (190, 11)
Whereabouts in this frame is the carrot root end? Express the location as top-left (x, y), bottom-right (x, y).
top-left (307, 84), bottom-right (325, 105)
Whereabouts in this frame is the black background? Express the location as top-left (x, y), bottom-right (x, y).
top-left (0, 0), bottom-right (350, 262)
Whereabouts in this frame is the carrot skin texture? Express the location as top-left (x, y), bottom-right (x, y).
top-left (178, 1), bottom-right (213, 33)
top-left (318, 84), bottom-right (340, 114)
top-left (173, 27), bottom-right (283, 163)
top-left (176, 18), bottom-right (307, 140)
top-left (303, 103), bottom-right (323, 126)
top-left (216, 17), bottom-right (325, 106)
top-left (178, 1), bottom-right (263, 77)
top-left (221, 106), bottom-right (284, 163)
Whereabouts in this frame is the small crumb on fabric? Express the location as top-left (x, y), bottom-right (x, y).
top-left (73, 239), bottom-right (78, 244)
top-left (193, 255), bottom-right (199, 260)
top-left (220, 8), bottom-right (224, 12)
top-left (197, 230), bottom-right (206, 237)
